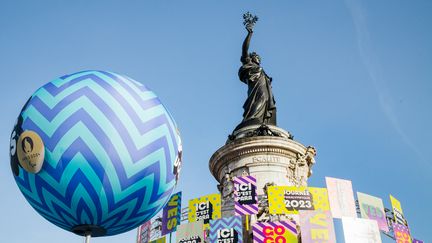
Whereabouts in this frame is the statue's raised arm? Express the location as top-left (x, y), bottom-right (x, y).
top-left (241, 25), bottom-right (253, 63)
top-left (241, 12), bottom-right (258, 63)
top-left (235, 12), bottom-right (277, 132)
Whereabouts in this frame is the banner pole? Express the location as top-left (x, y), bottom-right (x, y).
top-left (169, 232), bottom-right (172, 243)
top-left (246, 215), bottom-right (249, 231)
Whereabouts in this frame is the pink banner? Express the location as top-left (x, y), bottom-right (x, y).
top-left (137, 221), bottom-right (152, 243)
top-left (325, 177), bottom-right (357, 218)
top-left (252, 221), bottom-right (297, 243)
top-left (299, 210), bottom-right (336, 243)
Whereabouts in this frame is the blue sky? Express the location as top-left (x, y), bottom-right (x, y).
top-left (1, 0), bottom-right (431, 242)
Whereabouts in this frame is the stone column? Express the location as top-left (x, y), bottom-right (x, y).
top-left (209, 124), bottom-right (316, 241)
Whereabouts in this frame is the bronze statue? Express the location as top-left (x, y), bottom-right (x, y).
top-left (235, 12), bottom-right (277, 131)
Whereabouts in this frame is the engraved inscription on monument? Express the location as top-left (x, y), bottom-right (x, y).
top-left (252, 156), bottom-right (280, 163)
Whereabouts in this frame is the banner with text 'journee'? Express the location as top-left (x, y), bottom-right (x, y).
top-left (268, 186), bottom-right (330, 214)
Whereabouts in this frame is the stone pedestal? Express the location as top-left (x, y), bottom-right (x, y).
top-left (209, 124), bottom-right (316, 241)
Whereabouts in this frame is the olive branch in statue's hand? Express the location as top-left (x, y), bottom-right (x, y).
top-left (243, 12), bottom-right (258, 32)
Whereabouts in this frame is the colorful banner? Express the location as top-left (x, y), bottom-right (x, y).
top-left (299, 210), bottom-right (336, 243)
top-left (342, 217), bottom-right (382, 243)
top-left (325, 177), bottom-right (357, 218)
top-left (268, 186), bottom-right (330, 214)
top-left (394, 223), bottom-right (412, 243)
top-left (412, 239), bottom-right (423, 243)
top-left (234, 176), bottom-right (258, 215)
top-left (210, 216), bottom-right (243, 243)
top-left (149, 236), bottom-right (166, 243)
top-left (357, 192), bottom-right (389, 232)
top-left (252, 221), bottom-right (297, 243)
top-left (162, 192), bottom-right (182, 235)
top-left (390, 195), bottom-right (407, 226)
top-left (137, 221), bottom-right (152, 243)
top-left (176, 221), bottom-right (205, 243)
top-left (188, 193), bottom-right (221, 229)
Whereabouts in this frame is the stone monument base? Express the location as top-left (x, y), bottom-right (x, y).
top-left (209, 124), bottom-right (316, 241)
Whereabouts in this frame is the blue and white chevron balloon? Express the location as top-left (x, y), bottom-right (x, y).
top-left (10, 70), bottom-right (182, 236)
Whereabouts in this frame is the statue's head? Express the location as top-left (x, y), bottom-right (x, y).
top-left (249, 52), bottom-right (261, 64)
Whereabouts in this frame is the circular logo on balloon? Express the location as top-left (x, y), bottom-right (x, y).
top-left (17, 130), bottom-right (45, 173)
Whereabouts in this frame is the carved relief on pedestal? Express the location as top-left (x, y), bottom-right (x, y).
top-left (218, 166), bottom-right (251, 217)
top-left (287, 146), bottom-right (316, 187)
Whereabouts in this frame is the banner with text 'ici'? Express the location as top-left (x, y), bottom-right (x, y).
top-left (234, 175), bottom-right (258, 215)
top-left (188, 193), bottom-right (221, 230)
top-left (210, 216), bottom-right (243, 243)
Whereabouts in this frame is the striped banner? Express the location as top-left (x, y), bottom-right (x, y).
top-left (210, 216), bottom-right (242, 243)
top-left (234, 176), bottom-right (258, 215)
top-left (252, 221), bottom-right (297, 243)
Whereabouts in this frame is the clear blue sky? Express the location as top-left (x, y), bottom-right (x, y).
top-left (1, 0), bottom-right (431, 242)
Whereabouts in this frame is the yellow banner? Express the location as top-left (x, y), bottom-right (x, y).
top-left (188, 193), bottom-right (221, 229)
top-left (268, 186), bottom-right (330, 214)
top-left (149, 236), bottom-right (166, 243)
top-left (390, 195), bottom-right (406, 225)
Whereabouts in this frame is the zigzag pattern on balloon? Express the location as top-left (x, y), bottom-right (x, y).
top-left (14, 71), bottom-right (179, 235)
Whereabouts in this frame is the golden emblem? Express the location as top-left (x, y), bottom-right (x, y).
top-left (17, 130), bottom-right (45, 173)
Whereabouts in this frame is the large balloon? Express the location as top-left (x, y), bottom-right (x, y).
top-left (10, 70), bottom-right (182, 236)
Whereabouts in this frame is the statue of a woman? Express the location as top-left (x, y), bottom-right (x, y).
top-left (236, 18), bottom-right (277, 131)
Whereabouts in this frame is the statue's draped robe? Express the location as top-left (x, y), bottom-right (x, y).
top-left (238, 60), bottom-right (276, 127)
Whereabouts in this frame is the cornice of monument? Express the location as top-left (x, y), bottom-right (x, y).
top-left (209, 134), bottom-right (308, 182)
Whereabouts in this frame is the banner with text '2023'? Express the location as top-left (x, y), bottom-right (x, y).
top-left (234, 175), bottom-right (258, 215)
top-left (268, 186), bottom-right (330, 214)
